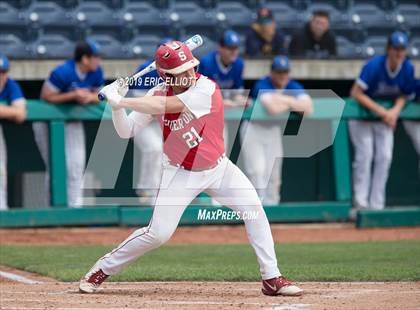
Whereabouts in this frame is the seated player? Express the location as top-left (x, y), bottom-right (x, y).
top-left (0, 54), bottom-right (26, 210)
top-left (349, 31), bottom-right (415, 211)
top-left (240, 55), bottom-right (313, 205)
top-left (79, 41), bottom-right (303, 297)
top-left (33, 40), bottom-right (104, 207)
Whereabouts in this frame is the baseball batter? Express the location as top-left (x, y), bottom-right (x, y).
top-left (79, 41), bottom-right (303, 296)
top-left (0, 54), bottom-right (26, 210)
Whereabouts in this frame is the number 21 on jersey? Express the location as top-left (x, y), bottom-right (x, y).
top-left (182, 127), bottom-right (203, 148)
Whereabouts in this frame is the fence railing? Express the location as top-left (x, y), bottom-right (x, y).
top-left (6, 98), bottom-right (419, 207)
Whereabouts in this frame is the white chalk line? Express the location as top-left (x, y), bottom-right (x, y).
top-left (1, 308), bottom-right (155, 310)
top-left (0, 270), bottom-right (42, 284)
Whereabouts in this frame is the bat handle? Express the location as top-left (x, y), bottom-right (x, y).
top-left (98, 92), bottom-right (106, 101)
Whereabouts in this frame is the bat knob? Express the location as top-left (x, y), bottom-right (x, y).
top-left (98, 92), bottom-right (106, 101)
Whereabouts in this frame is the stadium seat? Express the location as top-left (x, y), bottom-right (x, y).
top-left (6, 0), bottom-right (32, 10)
top-left (0, 2), bottom-right (25, 26)
top-left (0, 34), bottom-right (29, 59)
top-left (214, 2), bottom-right (254, 27)
top-left (31, 34), bottom-right (75, 59)
top-left (408, 38), bottom-right (420, 59)
top-left (336, 35), bottom-right (361, 59)
top-left (120, 2), bottom-right (167, 26)
top-left (40, 25), bottom-right (83, 42)
top-left (130, 0), bottom-right (170, 9)
top-left (73, 1), bottom-right (120, 26)
top-left (265, 2), bottom-right (301, 28)
top-left (98, 0), bottom-right (124, 9)
top-left (170, 1), bottom-right (215, 26)
top-left (394, 4), bottom-right (420, 29)
top-left (88, 34), bottom-right (127, 59)
top-left (333, 28), bottom-right (366, 43)
top-left (24, 1), bottom-right (73, 26)
top-left (127, 34), bottom-right (161, 58)
top-left (351, 0), bottom-right (395, 12)
top-left (361, 36), bottom-right (387, 57)
top-left (45, 0), bottom-right (78, 9)
top-left (305, 3), bottom-right (351, 28)
top-left (350, 3), bottom-right (395, 29)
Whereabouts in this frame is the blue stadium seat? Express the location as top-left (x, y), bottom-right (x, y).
top-left (336, 35), bottom-right (361, 59)
top-left (170, 1), bottom-right (215, 26)
top-left (265, 2), bottom-right (301, 28)
top-left (40, 25), bottom-right (83, 41)
top-left (45, 0), bottom-right (78, 9)
top-left (88, 34), bottom-right (127, 59)
top-left (6, 0), bottom-right (32, 10)
top-left (0, 34), bottom-right (29, 59)
top-left (127, 34), bottom-right (161, 58)
top-left (214, 2), bottom-right (254, 27)
top-left (120, 2), bottom-right (167, 27)
top-left (24, 1), bottom-right (73, 26)
top-left (31, 34), bottom-right (75, 59)
top-left (350, 3), bottom-right (395, 29)
top-left (0, 2), bottom-right (25, 26)
top-left (73, 1), bottom-right (120, 26)
top-left (127, 0), bottom-right (170, 9)
top-left (408, 38), bottom-right (420, 59)
top-left (305, 3), bottom-right (351, 28)
top-left (351, 0), bottom-right (394, 11)
top-left (394, 4), bottom-right (420, 29)
top-left (361, 36), bottom-right (387, 57)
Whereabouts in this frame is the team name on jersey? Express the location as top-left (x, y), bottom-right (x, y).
top-left (163, 110), bottom-right (195, 131)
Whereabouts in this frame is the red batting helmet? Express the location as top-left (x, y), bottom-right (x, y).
top-left (155, 40), bottom-right (199, 77)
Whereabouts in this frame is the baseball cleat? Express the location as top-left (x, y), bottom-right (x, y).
top-left (79, 267), bottom-right (109, 293)
top-left (262, 276), bottom-right (303, 296)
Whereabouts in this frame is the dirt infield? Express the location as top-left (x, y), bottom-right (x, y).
top-left (1, 274), bottom-right (419, 310)
top-left (1, 224), bottom-right (419, 309)
top-left (1, 223), bottom-right (420, 245)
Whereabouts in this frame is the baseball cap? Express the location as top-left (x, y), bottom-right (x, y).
top-left (388, 31), bottom-right (408, 49)
top-left (86, 39), bottom-right (101, 56)
top-left (257, 7), bottom-right (274, 25)
top-left (0, 53), bottom-right (10, 71)
top-left (220, 30), bottom-right (240, 47)
top-left (271, 55), bottom-right (290, 72)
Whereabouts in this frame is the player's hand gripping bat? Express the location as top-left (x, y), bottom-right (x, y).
top-left (98, 34), bottom-right (204, 101)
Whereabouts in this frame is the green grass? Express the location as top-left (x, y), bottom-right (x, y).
top-left (0, 241), bottom-right (419, 282)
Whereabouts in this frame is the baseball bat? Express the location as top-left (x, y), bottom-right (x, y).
top-left (98, 34), bottom-right (204, 101)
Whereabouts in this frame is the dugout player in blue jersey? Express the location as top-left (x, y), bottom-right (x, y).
top-left (0, 54), bottom-right (26, 210)
top-left (129, 38), bottom-right (172, 204)
top-left (33, 40), bottom-right (105, 207)
top-left (349, 31), bottom-right (416, 212)
top-left (199, 30), bottom-right (249, 107)
top-left (199, 30), bottom-right (244, 95)
top-left (240, 56), bottom-right (313, 205)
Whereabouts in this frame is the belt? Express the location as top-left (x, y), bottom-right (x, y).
top-left (169, 154), bottom-right (226, 172)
